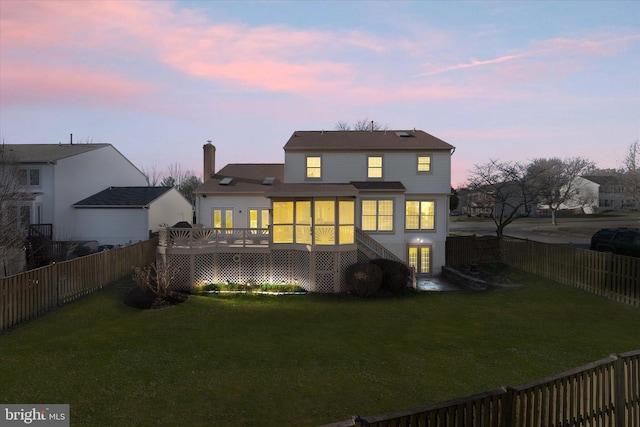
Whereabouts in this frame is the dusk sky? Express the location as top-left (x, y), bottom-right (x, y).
top-left (1, 0), bottom-right (638, 187)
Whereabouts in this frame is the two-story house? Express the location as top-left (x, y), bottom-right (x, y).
top-left (1, 143), bottom-right (192, 249)
top-left (159, 130), bottom-right (454, 292)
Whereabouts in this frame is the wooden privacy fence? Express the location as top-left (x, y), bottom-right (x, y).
top-left (446, 235), bottom-right (501, 267)
top-left (0, 239), bottom-right (157, 332)
top-left (500, 236), bottom-right (640, 308)
top-left (320, 350), bottom-right (640, 427)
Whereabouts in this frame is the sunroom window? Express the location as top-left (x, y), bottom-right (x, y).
top-left (271, 199), bottom-right (355, 245)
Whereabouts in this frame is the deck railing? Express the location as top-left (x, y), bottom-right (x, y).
top-left (159, 227), bottom-right (270, 248)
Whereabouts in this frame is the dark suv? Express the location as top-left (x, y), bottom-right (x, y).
top-left (590, 228), bottom-right (640, 257)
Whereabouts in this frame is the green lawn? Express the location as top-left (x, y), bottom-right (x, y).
top-left (1, 267), bottom-right (639, 426)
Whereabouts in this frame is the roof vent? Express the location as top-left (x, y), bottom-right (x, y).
top-left (262, 177), bottom-right (275, 185)
top-left (219, 177), bottom-right (234, 185)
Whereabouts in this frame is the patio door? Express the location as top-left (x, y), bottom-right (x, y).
top-left (212, 208), bottom-right (233, 228)
top-left (408, 245), bottom-right (431, 275)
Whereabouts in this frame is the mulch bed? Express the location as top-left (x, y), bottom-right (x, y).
top-left (123, 287), bottom-right (189, 310)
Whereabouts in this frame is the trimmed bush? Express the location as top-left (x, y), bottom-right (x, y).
top-left (370, 258), bottom-right (410, 292)
top-left (345, 263), bottom-right (383, 297)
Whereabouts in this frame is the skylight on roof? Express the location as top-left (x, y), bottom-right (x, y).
top-left (395, 131), bottom-right (411, 137)
top-left (219, 177), bottom-right (234, 185)
top-left (262, 177), bottom-right (275, 185)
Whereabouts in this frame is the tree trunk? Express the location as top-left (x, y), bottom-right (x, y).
top-left (551, 209), bottom-right (558, 226)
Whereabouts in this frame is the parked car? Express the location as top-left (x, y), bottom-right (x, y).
top-left (590, 228), bottom-right (640, 257)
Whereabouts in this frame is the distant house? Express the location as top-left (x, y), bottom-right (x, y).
top-left (161, 130), bottom-right (455, 292)
top-left (536, 176), bottom-right (599, 215)
top-left (582, 175), bottom-right (638, 211)
top-left (73, 186), bottom-right (192, 246)
top-left (2, 143), bottom-right (149, 243)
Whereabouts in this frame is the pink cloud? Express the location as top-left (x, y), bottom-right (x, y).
top-left (0, 60), bottom-right (154, 105)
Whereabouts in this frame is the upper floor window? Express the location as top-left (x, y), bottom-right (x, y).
top-left (367, 156), bottom-right (383, 178)
top-left (361, 199), bottom-right (393, 232)
top-left (417, 155), bottom-right (431, 172)
top-left (17, 168), bottom-right (40, 187)
top-left (405, 200), bottom-right (435, 230)
top-left (306, 156), bottom-right (321, 179)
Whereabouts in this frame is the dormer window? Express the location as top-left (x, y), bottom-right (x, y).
top-left (306, 156), bottom-right (321, 179)
top-left (367, 156), bottom-right (383, 179)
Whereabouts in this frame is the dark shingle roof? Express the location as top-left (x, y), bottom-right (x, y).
top-left (266, 183), bottom-right (358, 198)
top-left (195, 164), bottom-right (285, 194)
top-left (73, 187), bottom-right (173, 207)
top-left (350, 181), bottom-right (406, 192)
top-left (284, 130), bottom-right (454, 151)
top-left (1, 144), bottom-right (111, 163)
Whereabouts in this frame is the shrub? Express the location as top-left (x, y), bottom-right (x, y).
top-left (345, 263), bottom-right (383, 297)
top-left (132, 262), bottom-right (177, 298)
top-left (370, 259), bottom-right (410, 292)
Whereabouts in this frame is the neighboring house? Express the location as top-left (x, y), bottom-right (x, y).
top-left (73, 187), bottom-right (193, 246)
top-left (2, 143), bottom-right (149, 243)
top-left (463, 183), bottom-right (536, 219)
top-left (162, 130), bottom-right (454, 292)
top-left (536, 176), bottom-right (599, 215)
top-left (582, 175), bottom-right (638, 211)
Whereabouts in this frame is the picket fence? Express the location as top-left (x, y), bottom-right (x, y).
top-left (321, 350), bottom-right (640, 427)
top-left (0, 239), bottom-right (157, 332)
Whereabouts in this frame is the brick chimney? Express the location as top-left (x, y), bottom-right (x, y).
top-left (203, 142), bottom-right (216, 183)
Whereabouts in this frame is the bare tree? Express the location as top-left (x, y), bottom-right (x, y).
top-left (142, 164), bottom-right (163, 186)
top-left (0, 144), bottom-right (27, 276)
top-left (335, 118), bottom-right (389, 131)
top-left (529, 157), bottom-right (596, 225)
top-left (620, 141), bottom-right (640, 208)
top-left (466, 159), bottom-right (540, 238)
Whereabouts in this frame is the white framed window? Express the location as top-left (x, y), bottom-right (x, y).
top-left (367, 156), bottom-right (383, 178)
top-left (306, 156), bottom-right (322, 179)
top-left (405, 200), bottom-right (435, 230)
top-left (248, 208), bottom-right (269, 229)
top-left (417, 155), bottom-right (431, 173)
top-left (361, 199), bottom-right (394, 232)
top-left (212, 208), bottom-right (233, 228)
top-left (17, 167), bottom-right (41, 187)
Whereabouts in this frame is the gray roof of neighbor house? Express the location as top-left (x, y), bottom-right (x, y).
top-left (284, 130), bottom-right (454, 151)
top-left (73, 187), bottom-right (174, 208)
top-left (1, 143), bottom-right (112, 163)
top-left (195, 164), bottom-right (285, 195)
top-left (582, 175), bottom-right (617, 186)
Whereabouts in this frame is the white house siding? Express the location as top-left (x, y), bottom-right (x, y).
top-left (53, 146), bottom-right (147, 240)
top-left (149, 189), bottom-right (192, 230)
top-left (284, 150), bottom-right (451, 194)
top-left (73, 209), bottom-right (148, 246)
top-left (285, 150), bottom-right (451, 274)
top-left (196, 194), bottom-right (270, 228)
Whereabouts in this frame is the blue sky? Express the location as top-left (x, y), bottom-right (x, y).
top-left (1, 0), bottom-right (638, 186)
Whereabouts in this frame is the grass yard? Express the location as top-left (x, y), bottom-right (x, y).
top-left (1, 266), bottom-right (639, 426)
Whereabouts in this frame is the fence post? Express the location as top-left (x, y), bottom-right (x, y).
top-left (614, 354), bottom-right (626, 427)
top-left (502, 386), bottom-right (514, 427)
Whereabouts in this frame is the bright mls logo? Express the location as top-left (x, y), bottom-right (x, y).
top-left (1, 405), bottom-right (69, 426)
